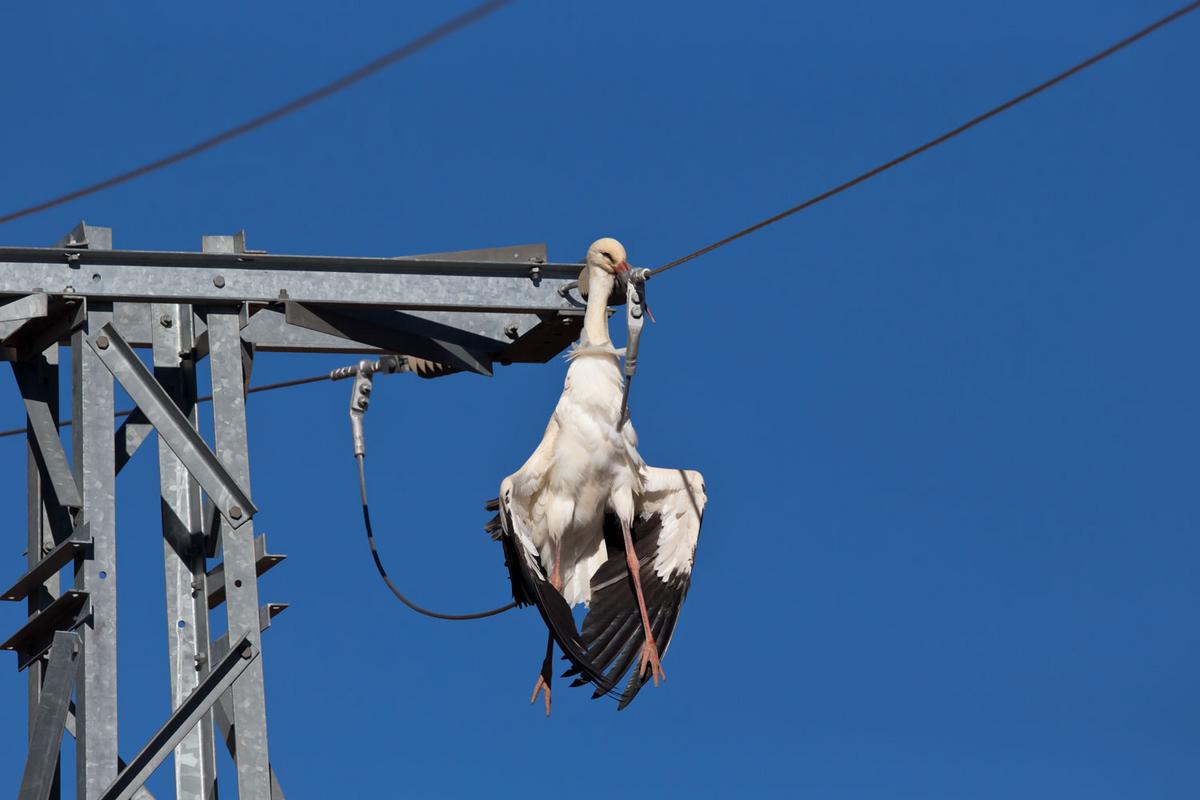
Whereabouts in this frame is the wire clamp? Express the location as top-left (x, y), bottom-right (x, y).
top-left (617, 270), bottom-right (650, 430)
top-left (334, 356), bottom-right (403, 457)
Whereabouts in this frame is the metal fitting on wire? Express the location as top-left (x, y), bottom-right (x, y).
top-left (331, 356), bottom-right (403, 458)
top-left (617, 269), bottom-right (650, 429)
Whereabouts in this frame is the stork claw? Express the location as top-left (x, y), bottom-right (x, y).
top-left (638, 639), bottom-right (666, 687)
top-left (530, 674), bottom-right (552, 717)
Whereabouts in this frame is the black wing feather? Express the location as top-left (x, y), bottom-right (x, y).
top-left (575, 510), bottom-right (694, 710)
top-left (484, 495), bottom-right (619, 698)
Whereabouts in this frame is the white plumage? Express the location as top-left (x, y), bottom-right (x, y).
top-left (489, 237), bottom-right (707, 713)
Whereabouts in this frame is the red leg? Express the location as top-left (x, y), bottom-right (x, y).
top-left (621, 518), bottom-right (665, 686)
top-left (550, 538), bottom-right (563, 592)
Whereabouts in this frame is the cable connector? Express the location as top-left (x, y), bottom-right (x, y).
top-left (617, 270), bottom-right (649, 430)
top-left (334, 356), bottom-right (404, 458)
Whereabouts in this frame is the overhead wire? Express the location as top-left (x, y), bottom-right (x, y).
top-left (0, 0), bottom-right (514, 226)
top-left (650, 0), bottom-right (1200, 277)
top-left (2, 2), bottom-right (1196, 625)
top-left (356, 453), bottom-right (516, 620)
top-left (0, 371), bottom-right (332, 439)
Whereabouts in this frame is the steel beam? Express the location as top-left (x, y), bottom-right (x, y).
top-left (0, 292), bottom-right (50, 324)
top-left (102, 301), bottom-right (579, 361)
top-left (73, 300), bottom-right (119, 800)
top-left (0, 293), bottom-right (50, 343)
top-left (55, 222), bottom-right (112, 251)
top-left (97, 636), bottom-right (257, 800)
top-left (12, 361), bottom-right (82, 509)
top-left (63, 709), bottom-right (155, 800)
top-left (210, 604), bottom-right (286, 662)
top-left (18, 631), bottom-right (81, 800)
top-left (0, 297), bottom-right (86, 363)
top-left (284, 301), bottom-right (494, 375)
top-left (89, 322), bottom-right (256, 528)
top-left (207, 306), bottom-right (272, 800)
top-left (210, 605), bottom-right (287, 800)
top-left (2, 524), bottom-right (91, 603)
top-left (0, 248), bottom-right (578, 311)
top-left (1, 590), bottom-right (89, 671)
top-left (153, 301), bottom-right (218, 800)
top-left (21, 346), bottom-right (63, 800)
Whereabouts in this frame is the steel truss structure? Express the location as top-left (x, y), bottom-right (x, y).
top-left (1, 222), bottom-right (585, 800)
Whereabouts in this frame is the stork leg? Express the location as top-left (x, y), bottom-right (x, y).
top-left (621, 518), bottom-right (666, 686)
top-left (531, 539), bottom-right (564, 716)
top-left (550, 537), bottom-right (563, 591)
top-left (530, 633), bottom-right (554, 717)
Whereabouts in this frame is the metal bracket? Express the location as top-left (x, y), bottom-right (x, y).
top-left (1, 590), bottom-right (90, 671)
top-left (285, 301), bottom-right (494, 376)
top-left (0, 296), bottom-right (85, 362)
top-left (2, 523), bottom-right (92, 603)
top-left (11, 360), bottom-right (83, 509)
top-left (206, 535), bottom-right (287, 610)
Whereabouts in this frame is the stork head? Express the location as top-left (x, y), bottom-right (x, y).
top-left (586, 237), bottom-right (630, 276)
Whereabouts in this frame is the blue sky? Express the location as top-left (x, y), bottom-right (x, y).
top-left (1, 1), bottom-right (1198, 797)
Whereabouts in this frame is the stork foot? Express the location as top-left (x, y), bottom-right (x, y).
top-left (639, 639), bottom-right (666, 686)
top-left (530, 674), bottom-right (552, 717)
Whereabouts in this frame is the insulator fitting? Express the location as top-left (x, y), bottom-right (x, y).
top-left (405, 356), bottom-right (461, 379)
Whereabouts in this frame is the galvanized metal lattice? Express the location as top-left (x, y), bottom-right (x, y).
top-left (1, 223), bottom-right (584, 800)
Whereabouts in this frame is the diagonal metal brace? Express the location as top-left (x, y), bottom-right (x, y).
top-left (11, 360), bottom-right (82, 509)
top-left (0, 292), bottom-right (49, 323)
top-left (88, 322), bottom-right (256, 529)
top-left (18, 630), bottom-right (81, 800)
top-left (98, 635), bottom-right (258, 800)
top-left (0, 293), bottom-right (49, 340)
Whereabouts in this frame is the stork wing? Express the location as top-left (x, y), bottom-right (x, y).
top-left (484, 484), bottom-right (618, 697)
top-left (568, 467), bottom-right (707, 709)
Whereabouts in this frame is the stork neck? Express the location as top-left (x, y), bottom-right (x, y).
top-left (582, 268), bottom-right (615, 346)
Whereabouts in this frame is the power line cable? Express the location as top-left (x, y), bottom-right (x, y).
top-left (356, 453), bottom-right (516, 620)
top-left (650, 0), bottom-right (1200, 277)
top-left (0, 0), bottom-right (514, 226)
top-left (3, 5), bottom-right (1196, 433)
top-left (0, 371), bottom-right (331, 439)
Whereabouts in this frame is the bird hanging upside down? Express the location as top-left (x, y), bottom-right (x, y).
top-left (485, 237), bottom-right (707, 713)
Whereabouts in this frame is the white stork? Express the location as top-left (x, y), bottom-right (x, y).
top-left (485, 237), bottom-right (707, 713)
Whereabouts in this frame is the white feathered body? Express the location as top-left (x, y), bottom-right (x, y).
top-left (504, 342), bottom-right (645, 606)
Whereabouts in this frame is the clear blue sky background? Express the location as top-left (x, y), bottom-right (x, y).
top-left (1, 1), bottom-right (1197, 797)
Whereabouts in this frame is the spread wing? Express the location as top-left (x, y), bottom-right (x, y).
top-left (568, 467), bottom-right (707, 709)
top-left (484, 484), bottom-right (618, 698)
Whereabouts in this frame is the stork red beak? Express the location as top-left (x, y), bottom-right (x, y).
top-left (615, 260), bottom-right (630, 274)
